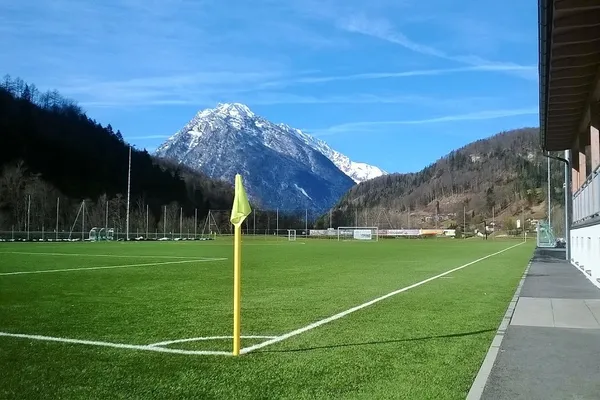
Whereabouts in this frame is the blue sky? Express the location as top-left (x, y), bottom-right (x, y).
top-left (0, 0), bottom-right (539, 173)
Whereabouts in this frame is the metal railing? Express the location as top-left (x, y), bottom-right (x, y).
top-left (573, 166), bottom-right (600, 224)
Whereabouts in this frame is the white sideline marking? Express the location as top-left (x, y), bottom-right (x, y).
top-left (0, 258), bottom-right (226, 276)
top-left (0, 251), bottom-right (214, 259)
top-left (240, 242), bottom-right (526, 354)
top-left (148, 335), bottom-right (277, 347)
top-left (0, 331), bottom-right (230, 356)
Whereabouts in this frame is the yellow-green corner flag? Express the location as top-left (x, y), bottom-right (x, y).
top-left (230, 174), bottom-right (252, 226)
top-left (231, 174), bottom-right (251, 356)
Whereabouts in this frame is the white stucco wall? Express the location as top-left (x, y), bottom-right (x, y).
top-left (571, 223), bottom-right (600, 289)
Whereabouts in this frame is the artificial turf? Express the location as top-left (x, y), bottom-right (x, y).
top-left (0, 237), bottom-right (534, 399)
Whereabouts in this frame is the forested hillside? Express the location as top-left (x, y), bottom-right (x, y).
top-left (0, 75), bottom-right (233, 237)
top-left (319, 128), bottom-right (565, 232)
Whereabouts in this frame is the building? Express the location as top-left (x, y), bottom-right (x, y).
top-left (539, 0), bottom-right (600, 288)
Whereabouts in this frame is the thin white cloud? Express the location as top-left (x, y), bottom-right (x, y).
top-left (335, 14), bottom-right (537, 81)
top-left (310, 108), bottom-right (539, 136)
top-left (259, 64), bottom-right (536, 89)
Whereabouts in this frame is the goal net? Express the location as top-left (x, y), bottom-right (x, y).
top-left (337, 227), bottom-right (379, 241)
top-left (288, 229), bottom-right (297, 241)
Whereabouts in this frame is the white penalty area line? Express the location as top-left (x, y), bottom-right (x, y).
top-left (240, 241), bottom-right (526, 355)
top-left (0, 258), bottom-right (227, 276)
top-left (0, 332), bottom-right (231, 356)
top-left (0, 251), bottom-right (213, 259)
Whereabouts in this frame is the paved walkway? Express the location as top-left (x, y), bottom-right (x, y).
top-left (470, 248), bottom-right (600, 400)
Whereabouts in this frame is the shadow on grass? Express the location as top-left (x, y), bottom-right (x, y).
top-left (258, 328), bottom-right (496, 354)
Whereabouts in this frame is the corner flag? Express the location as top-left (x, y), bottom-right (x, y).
top-left (230, 174), bottom-right (252, 226)
top-left (231, 174), bottom-right (251, 356)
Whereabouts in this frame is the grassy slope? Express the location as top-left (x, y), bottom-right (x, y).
top-left (0, 238), bottom-right (534, 399)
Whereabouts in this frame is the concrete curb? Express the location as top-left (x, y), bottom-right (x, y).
top-left (465, 258), bottom-right (533, 400)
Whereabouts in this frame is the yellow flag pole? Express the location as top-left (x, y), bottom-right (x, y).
top-left (233, 223), bottom-right (242, 356)
top-left (230, 173), bottom-right (250, 356)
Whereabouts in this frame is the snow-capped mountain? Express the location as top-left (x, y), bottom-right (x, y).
top-left (155, 103), bottom-right (368, 212)
top-left (280, 124), bottom-right (386, 183)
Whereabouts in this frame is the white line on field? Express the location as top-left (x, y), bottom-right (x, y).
top-left (148, 335), bottom-right (277, 347)
top-left (0, 332), bottom-right (231, 356)
top-left (0, 258), bottom-right (227, 276)
top-left (240, 242), bottom-right (526, 355)
top-left (0, 251), bottom-right (215, 259)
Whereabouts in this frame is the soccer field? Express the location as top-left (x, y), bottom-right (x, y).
top-left (0, 238), bottom-right (534, 399)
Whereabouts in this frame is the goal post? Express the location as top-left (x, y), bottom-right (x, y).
top-left (337, 227), bottom-right (379, 241)
top-left (288, 229), bottom-right (297, 241)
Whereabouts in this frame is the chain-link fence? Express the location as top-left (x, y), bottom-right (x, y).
top-left (0, 193), bottom-right (542, 242)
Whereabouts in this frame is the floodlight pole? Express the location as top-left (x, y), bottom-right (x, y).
top-left (82, 200), bottom-right (85, 241)
top-left (522, 206), bottom-right (525, 242)
top-left (163, 205), bottom-right (167, 238)
top-left (305, 209), bottom-right (308, 237)
top-left (463, 205), bottom-right (466, 239)
top-left (26, 194), bottom-right (31, 241)
top-left (492, 205), bottom-right (495, 240)
top-left (146, 204), bottom-right (149, 238)
top-left (126, 146), bottom-right (131, 241)
top-left (56, 197), bottom-right (60, 241)
top-left (105, 199), bottom-right (109, 233)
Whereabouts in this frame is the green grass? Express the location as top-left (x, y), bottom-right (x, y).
top-left (0, 237), bottom-right (534, 399)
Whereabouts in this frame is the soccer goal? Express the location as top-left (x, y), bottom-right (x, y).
top-left (337, 227), bottom-right (379, 241)
top-left (288, 229), bottom-right (297, 241)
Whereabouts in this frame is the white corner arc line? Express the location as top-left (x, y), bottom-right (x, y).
top-left (148, 335), bottom-right (278, 347)
top-left (0, 258), bottom-right (227, 276)
top-left (0, 332), bottom-right (231, 356)
top-left (240, 242), bottom-right (526, 355)
top-left (0, 251), bottom-right (217, 259)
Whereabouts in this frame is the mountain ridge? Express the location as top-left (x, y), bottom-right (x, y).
top-left (0, 75), bottom-right (234, 236)
top-left (155, 103), bottom-right (385, 212)
top-left (317, 127), bottom-right (565, 231)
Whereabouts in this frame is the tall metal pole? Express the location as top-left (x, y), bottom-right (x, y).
top-left (522, 206), bottom-right (526, 242)
top-left (305, 209), bottom-right (308, 236)
top-left (146, 204), bottom-right (149, 238)
top-left (105, 199), bottom-right (108, 233)
top-left (82, 200), bottom-right (85, 241)
top-left (253, 209), bottom-right (256, 235)
top-left (126, 146), bottom-right (131, 241)
top-left (492, 205), bottom-right (495, 240)
top-left (56, 197), bottom-right (60, 241)
top-left (180, 207), bottom-right (183, 238)
top-left (565, 150), bottom-right (572, 261)
top-left (163, 205), bottom-right (167, 238)
top-left (463, 205), bottom-right (466, 239)
top-left (547, 156), bottom-right (552, 226)
top-left (194, 208), bottom-right (197, 239)
top-left (27, 194), bottom-right (31, 241)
